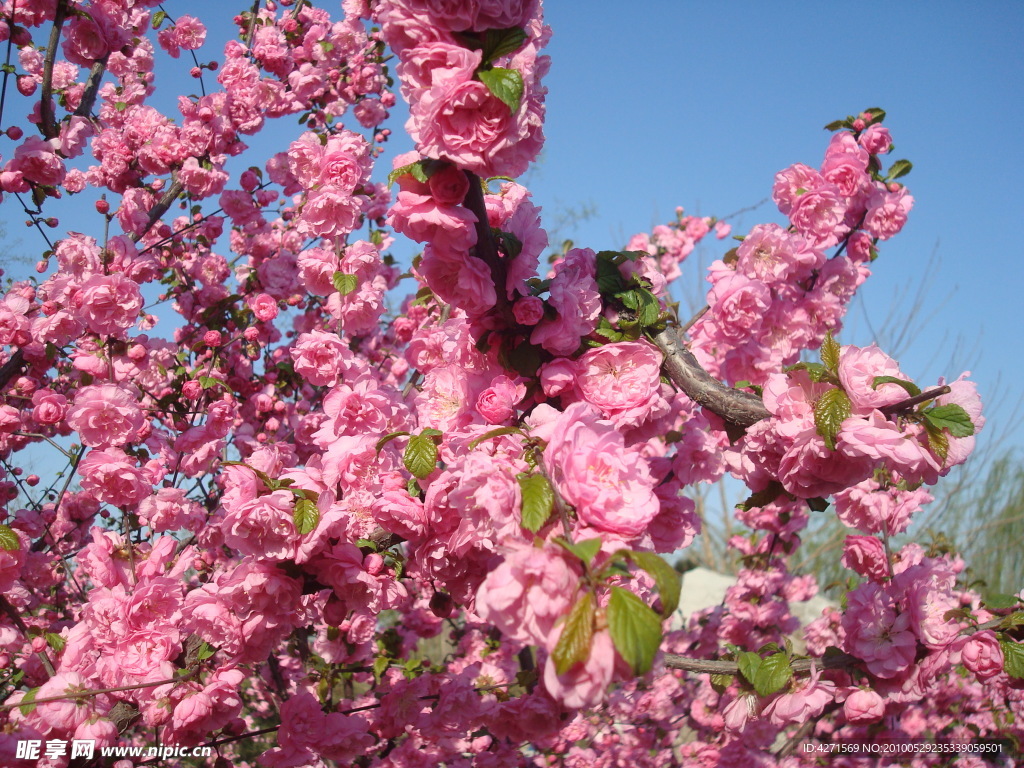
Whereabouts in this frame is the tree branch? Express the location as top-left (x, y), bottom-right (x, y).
top-left (73, 54), bottom-right (109, 118)
top-left (653, 324), bottom-right (770, 429)
top-left (129, 175), bottom-right (184, 243)
top-left (879, 385), bottom-right (951, 417)
top-left (39, 0), bottom-right (68, 140)
top-left (0, 348), bottom-right (25, 392)
top-left (661, 651), bottom-right (859, 675)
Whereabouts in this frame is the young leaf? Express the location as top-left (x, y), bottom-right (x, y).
top-left (820, 331), bottom-right (841, 372)
top-left (636, 288), bottom-right (661, 327)
top-left (518, 473), bottom-right (554, 533)
top-left (1000, 640), bottom-right (1024, 679)
top-left (558, 537), bottom-right (603, 566)
top-left (887, 159), bottom-right (913, 180)
top-left (607, 586), bottom-right (662, 675)
top-left (923, 419), bottom-right (950, 462)
top-left (626, 551), bottom-right (681, 617)
top-left (19, 688), bottom-right (39, 716)
top-left (293, 498), bottom-right (319, 536)
top-left (737, 651), bottom-right (762, 688)
top-left (552, 591), bottom-right (595, 675)
top-left (375, 431), bottom-right (410, 454)
top-left (482, 27), bottom-right (528, 63)
top-left (751, 652), bottom-right (793, 697)
top-left (0, 524), bottom-right (20, 551)
top-left (478, 67), bottom-right (524, 114)
top-left (468, 426), bottom-right (522, 449)
top-left (924, 403), bottom-right (975, 438)
top-left (983, 593), bottom-right (1021, 611)
top-left (814, 388), bottom-right (851, 451)
top-left (387, 160), bottom-right (429, 187)
top-left (332, 272), bottom-right (358, 296)
top-left (44, 632), bottom-right (66, 653)
top-left (404, 433), bottom-right (438, 479)
top-left (871, 375), bottom-right (921, 397)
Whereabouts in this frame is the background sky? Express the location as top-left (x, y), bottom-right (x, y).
top-left (3, 0), bottom-right (1021, 463)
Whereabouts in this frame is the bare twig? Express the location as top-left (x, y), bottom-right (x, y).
top-left (879, 385), bottom-right (951, 417)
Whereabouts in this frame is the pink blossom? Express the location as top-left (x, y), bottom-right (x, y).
top-left (841, 582), bottom-right (917, 678)
top-left (72, 274), bottom-right (144, 337)
top-left (838, 344), bottom-right (912, 413)
top-left (476, 542), bottom-right (579, 647)
top-left (31, 389), bottom-right (67, 424)
top-left (66, 384), bottom-right (146, 448)
top-left (863, 186), bottom-right (913, 240)
top-left (531, 248), bottom-right (601, 356)
top-left (959, 631), bottom-right (1004, 681)
top-left (763, 663), bottom-right (836, 726)
top-left (247, 292), bottom-right (279, 322)
top-left (843, 688), bottom-right (886, 723)
top-left (78, 448), bottom-right (151, 508)
top-left (543, 628), bottom-right (617, 710)
top-left (859, 124), bottom-right (893, 154)
top-left (841, 535), bottom-right (889, 581)
top-left (475, 375), bottom-right (526, 425)
top-left (544, 403), bottom-right (659, 537)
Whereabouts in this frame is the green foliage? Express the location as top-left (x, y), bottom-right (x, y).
top-left (607, 586), bottom-right (662, 675)
top-left (552, 591), bottom-right (594, 674)
top-left (518, 473), bottom-right (554, 533)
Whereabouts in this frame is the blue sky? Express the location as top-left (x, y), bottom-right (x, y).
top-left (3, 1), bottom-right (1021, 458)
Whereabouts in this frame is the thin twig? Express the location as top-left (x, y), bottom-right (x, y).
top-left (73, 55), bottom-right (109, 118)
top-left (879, 385), bottom-right (951, 417)
top-left (129, 176), bottom-right (184, 243)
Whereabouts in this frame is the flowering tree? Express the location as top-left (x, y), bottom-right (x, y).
top-left (0, 1), bottom-right (1020, 766)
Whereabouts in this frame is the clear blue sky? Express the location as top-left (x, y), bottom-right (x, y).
top-left (3, 1), bottom-right (1021, 457)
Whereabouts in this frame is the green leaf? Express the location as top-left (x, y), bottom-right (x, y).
top-left (152, 9), bottom-right (167, 28)
top-left (984, 594), bottom-right (1021, 611)
top-left (784, 361), bottom-right (832, 383)
top-left (923, 419), bottom-right (950, 462)
top-left (820, 331), bottom-right (841, 372)
top-left (751, 652), bottom-right (793, 697)
top-left (607, 587), bottom-right (662, 675)
top-left (626, 551), bottom-right (681, 618)
top-left (478, 67), bottom-right (524, 114)
top-left (1000, 640), bottom-right (1024, 679)
top-left (376, 431), bottom-right (410, 454)
top-left (197, 641), bottom-right (216, 661)
top-left (636, 288), bottom-right (661, 327)
top-left (865, 107), bottom-right (886, 124)
top-left (332, 272), bottom-right (358, 296)
top-left (44, 633), bottom-right (66, 654)
top-left (115, 101), bottom-right (127, 112)
top-left (482, 27), bottom-right (528, 63)
top-left (293, 498), bottom-right (319, 536)
top-left (387, 160), bottom-right (429, 187)
top-left (198, 376), bottom-right (219, 390)
top-left (468, 427), bottom-right (522, 449)
top-left (0, 524), bottom-right (20, 552)
top-left (887, 159), bottom-right (913, 180)
top-left (737, 481), bottom-right (785, 512)
top-left (872, 376), bottom-right (921, 397)
top-left (737, 651), bottom-right (762, 688)
top-left (373, 655), bottom-right (390, 684)
top-left (924, 404), bottom-right (975, 438)
top-left (518, 473), bottom-right (554, 533)
top-left (551, 591), bottom-right (595, 675)
top-left (19, 688), bottom-right (39, 716)
top-left (404, 433), bottom-right (438, 479)
top-left (558, 537), bottom-right (603, 566)
top-left (999, 612), bottom-right (1024, 631)
top-left (823, 119), bottom-right (847, 132)
top-left (814, 388), bottom-right (852, 451)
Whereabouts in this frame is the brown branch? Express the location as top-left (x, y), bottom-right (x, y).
top-left (879, 385), bottom-right (951, 417)
top-left (73, 54), bottom-right (108, 118)
top-left (38, 0), bottom-right (68, 140)
top-left (0, 668), bottom-right (197, 710)
top-left (129, 176), bottom-right (184, 243)
top-left (653, 324), bottom-right (770, 429)
top-left (0, 594), bottom-right (56, 677)
top-left (661, 651), bottom-right (859, 676)
top-left (463, 171), bottom-right (514, 322)
top-left (0, 348), bottom-right (26, 392)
